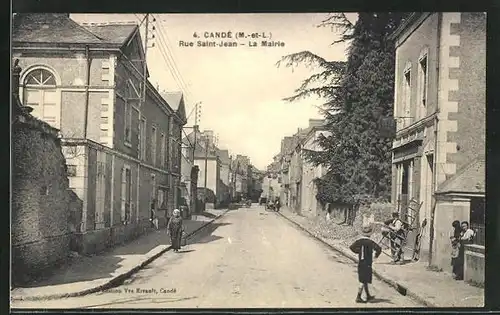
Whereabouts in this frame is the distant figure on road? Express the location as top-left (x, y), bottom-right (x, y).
top-left (349, 225), bottom-right (382, 303)
top-left (167, 209), bottom-right (185, 252)
top-left (275, 199), bottom-right (281, 212)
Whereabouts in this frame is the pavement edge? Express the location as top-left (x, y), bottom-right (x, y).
top-left (11, 209), bottom-right (231, 302)
top-left (276, 211), bottom-right (436, 308)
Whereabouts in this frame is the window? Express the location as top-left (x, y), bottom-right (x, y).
top-left (418, 55), bottom-right (428, 119)
top-left (151, 126), bottom-right (157, 165)
top-left (160, 133), bottom-right (166, 168)
top-left (121, 166), bottom-right (132, 223)
top-left (67, 165), bottom-right (77, 177)
top-left (124, 100), bottom-right (132, 144)
top-left (150, 174), bottom-right (157, 204)
top-left (139, 117), bottom-right (146, 160)
top-left (403, 69), bottom-right (412, 127)
top-left (157, 188), bottom-right (167, 209)
top-left (23, 68), bottom-right (60, 128)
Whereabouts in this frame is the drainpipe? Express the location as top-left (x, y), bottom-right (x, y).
top-left (428, 12), bottom-right (442, 267)
top-left (83, 45), bottom-right (91, 139)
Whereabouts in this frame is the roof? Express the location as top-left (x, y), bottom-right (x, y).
top-left (13, 14), bottom-right (138, 47)
top-left (83, 23), bottom-right (138, 45)
top-left (217, 149), bottom-right (230, 165)
top-left (436, 156), bottom-right (485, 195)
top-left (160, 92), bottom-right (183, 111)
top-left (387, 13), bottom-right (425, 42)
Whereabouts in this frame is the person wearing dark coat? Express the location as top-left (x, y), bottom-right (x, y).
top-left (349, 225), bottom-right (382, 303)
top-left (167, 209), bottom-right (185, 252)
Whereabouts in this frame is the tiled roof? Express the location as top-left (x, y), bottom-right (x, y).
top-left (83, 23), bottom-right (138, 45)
top-left (436, 156), bottom-right (485, 194)
top-left (13, 14), bottom-right (137, 47)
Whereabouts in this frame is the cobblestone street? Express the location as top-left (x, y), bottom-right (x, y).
top-left (12, 206), bottom-right (421, 309)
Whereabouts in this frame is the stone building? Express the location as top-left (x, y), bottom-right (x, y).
top-left (390, 12), bottom-right (485, 283)
top-left (183, 129), bottom-right (223, 208)
top-left (13, 14), bottom-right (186, 255)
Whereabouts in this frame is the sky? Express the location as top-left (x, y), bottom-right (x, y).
top-left (71, 13), bottom-right (358, 170)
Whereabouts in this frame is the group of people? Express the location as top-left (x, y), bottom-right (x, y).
top-left (450, 220), bottom-right (475, 280)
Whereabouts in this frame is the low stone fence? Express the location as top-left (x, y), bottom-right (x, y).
top-left (464, 244), bottom-right (485, 287)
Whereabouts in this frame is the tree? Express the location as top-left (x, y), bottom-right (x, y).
top-left (278, 12), bottom-right (409, 209)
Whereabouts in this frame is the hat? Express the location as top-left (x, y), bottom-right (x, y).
top-left (361, 225), bottom-right (373, 236)
top-left (173, 209), bottom-right (181, 216)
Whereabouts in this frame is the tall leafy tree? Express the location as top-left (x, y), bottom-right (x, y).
top-left (278, 12), bottom-right (408, 206)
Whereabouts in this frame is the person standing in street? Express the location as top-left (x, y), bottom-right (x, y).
top-left (349, 225), bottom-right (382, 303)
top-left (450, 220), bottom-right (462, 279)
top-left (150, 200), bottom-right (159, 230)
top-left (167, 209), bottom-right (185, 252)
top-left (388, 212), bottom-right (405, 263)
top-left (275, 198), bottom-right (281, 212)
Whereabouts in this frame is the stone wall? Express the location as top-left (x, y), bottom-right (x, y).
top-left (12, 117), bottom-right (71, 285)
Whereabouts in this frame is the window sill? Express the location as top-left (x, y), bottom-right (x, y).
top-left (124, 141), bottom-right (132, 148)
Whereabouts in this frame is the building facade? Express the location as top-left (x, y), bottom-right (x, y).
top-left (13, 14), bottom-right (186, 254)
top-left (300, 122), bottom-right (330, 218)
top-left (390, 12), bottom-right (486, 282)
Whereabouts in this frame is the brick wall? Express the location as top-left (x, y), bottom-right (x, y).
top-left (12, 121), bottom-right (71, 285)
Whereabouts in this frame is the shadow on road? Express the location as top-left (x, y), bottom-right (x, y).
top-left (15, 221), bottom-right (210, 288)
top-left (186, 222), bottom-right (231, 245)
top-left (177, 249), bottom-right (196, 253)
top-left (368, 297), bottom-right (394, 304)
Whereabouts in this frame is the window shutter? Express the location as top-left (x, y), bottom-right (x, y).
top-left (121, 167), bottom-right (126, 221)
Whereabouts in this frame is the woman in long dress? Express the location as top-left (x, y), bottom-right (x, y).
top-left (167, 209), bottom-right (184, 252)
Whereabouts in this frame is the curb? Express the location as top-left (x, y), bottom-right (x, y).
top-left (11, 210), bottom-right (230, 302)
top-left (276, 211), bottom-right (436, 308)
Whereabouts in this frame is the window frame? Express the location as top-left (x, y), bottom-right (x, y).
top-left (402, 66), bottom-right (412, 127)
top-left (21, 66), bottom-right (61, 129)
top-left (121, 165), bottom-right (132, 224)
top-left (418, 52), bottom-right (429, 120)
top-left (124, 99), bottom-right (133, 146)
top-left (151, 126), bottom-right (157, 166)
top-left (139, 116), bottom-right (147, 160)
top-left (160, 132), bottom-right (166, 168)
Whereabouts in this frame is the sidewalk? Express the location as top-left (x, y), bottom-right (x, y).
top-left (278, 207), bottom-right (484, 307)
top-left (11, 209), bottom-right (229, 302)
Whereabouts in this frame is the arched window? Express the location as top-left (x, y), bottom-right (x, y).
top-left (22, 67), bottom-right (60, 128)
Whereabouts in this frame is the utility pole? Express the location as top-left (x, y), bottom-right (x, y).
top-left (138, 13), bottom-right (150, 223)
top-left (204, 135), bottom-right (209, 203)
top-left (192, 102), bottom-right (200, 163)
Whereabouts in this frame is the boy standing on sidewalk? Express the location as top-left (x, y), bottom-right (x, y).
top-left (349, 225), bottom-right (382, 303)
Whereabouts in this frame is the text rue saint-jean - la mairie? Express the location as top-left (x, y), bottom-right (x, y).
top-left (178, 31), bottom-right (285, 48)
